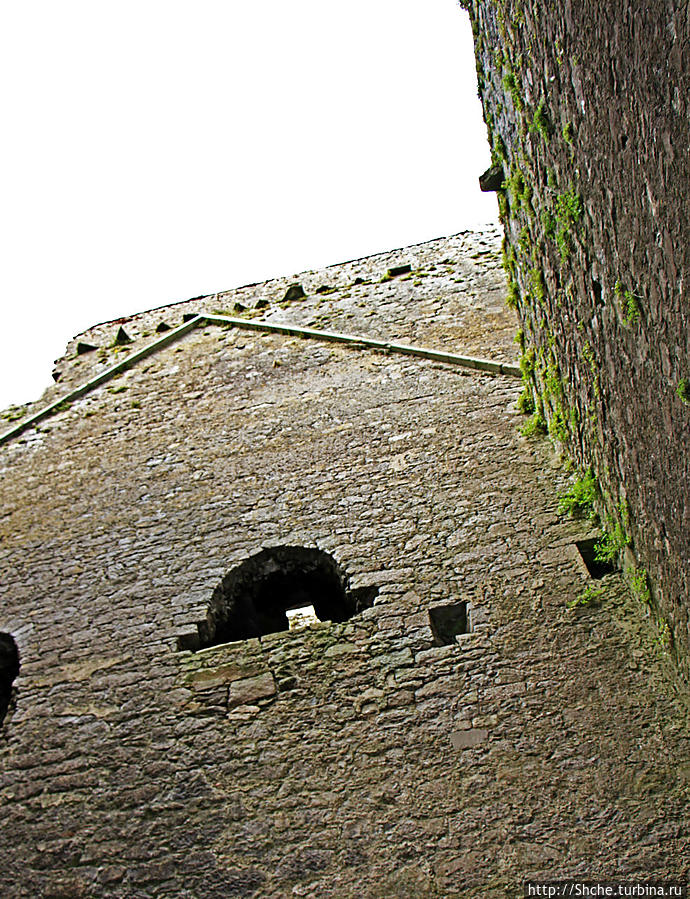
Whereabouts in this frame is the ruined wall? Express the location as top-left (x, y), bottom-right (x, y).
top-left (1, 233), bottom-right (689, 896)
top-left (464, 0), bottom-right (690, 675)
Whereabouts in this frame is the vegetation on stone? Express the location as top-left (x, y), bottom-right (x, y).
top-left (558, 469), bottom-right (598, 519)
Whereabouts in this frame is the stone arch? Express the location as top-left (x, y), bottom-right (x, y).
top-left (181, 546), bottom-right (378, 650)
top-left (0, 633), bottom-right (20, 727)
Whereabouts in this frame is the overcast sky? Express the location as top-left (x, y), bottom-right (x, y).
top-left (0, 0), bottom-right (497, 413)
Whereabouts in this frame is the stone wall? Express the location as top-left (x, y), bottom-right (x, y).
top-left (1, 232), bottom-right (688, 896)
top-left (463, 0), bottom-right (690, 676)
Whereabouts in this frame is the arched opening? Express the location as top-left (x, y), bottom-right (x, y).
top-left (179, 546), bottom-right (378, 651)
top-left (0, 633), bottom-right (20, 727)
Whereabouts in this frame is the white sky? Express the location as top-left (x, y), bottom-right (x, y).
top-left (0, 0), bottom-right (497, 413)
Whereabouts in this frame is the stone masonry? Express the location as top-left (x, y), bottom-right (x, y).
top-left (0, 229), bottom-right (688, 897)
top-left (463, 0), bottom-right (690, 675)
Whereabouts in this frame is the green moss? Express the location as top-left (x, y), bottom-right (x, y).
top-left (502, 71), bottom-right (524, 112)
top-left (556, 188), bottom-right (583, 226)
top-left (530, 268), bottom-right (546, 305)
top-left (548, 410), bottom-right (569, 443)
top-left (562, 122), bottom-right (575, 144)
top-left (1, 405), bottom-right (27, 422)
top-left (556, 229), bottom-right (571, 260)
top-left (517, 388), bottom-right (535, 415)
top-left (568, 584), bottom-right (605, 609)
top-left (529, 100), bottom-right (554, 141)
top-left (628, 567), bottom-right (652, 607)
top-left (506, 279), bottom-right (520, 310)
top-left (492, 132), bottom-right (507, 163)
top-left (544, 364), bottom-right (563, 400)
top-left (558, 469), bottom-right (598, 518)
top-left (503, 163), bottom-right (536, 218)
top-left (554, 187), bottom-right (583, 257)
top-left (541, 210), bottom-right (556, 239)
top-left (504, 167), bottom-right (526, 207)
top-left (594, 512), bottom-right (631, 564)
top-left (514, 328), bottom-right (525, 351)
top-left (615, 280), bottom-right (642, 326)
top-left (655, 620), bottom-right (672, 652)
top-left (520, 412), bottom-right (547, 437)
top-left (623, 291), bottom-right (641, 324)
top-left (520, 348), bottom-right (536, 381)
top-left (677, 378), bottom-right (690, 404)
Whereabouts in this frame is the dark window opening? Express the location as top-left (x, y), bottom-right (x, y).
top-left (178, 546), bottom-right (378, 651)
top-left (591, 278), bottom-right (603, 307)
top-left (0, 633), bottom-right (19, 727)
top-left (575, 538), bottom-right (617, 579)
top-left (428, 602), bottom-right (468, 646)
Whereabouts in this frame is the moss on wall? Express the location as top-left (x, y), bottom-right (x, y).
top-left (465, 0), bottom-right (690, 677)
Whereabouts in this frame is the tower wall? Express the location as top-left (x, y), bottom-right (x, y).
top-left (465, 0), bottom-right (690, 674)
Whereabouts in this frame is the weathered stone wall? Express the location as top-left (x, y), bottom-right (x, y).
top-left (464, 0), bottom-right (690, 676)
top-left (1, 232), bottom-right (688, 896)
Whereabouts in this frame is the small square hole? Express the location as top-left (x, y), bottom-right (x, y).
top-left (428, 602), bottom-right (468, 646)
top-left (575, 538), bottom-right (617, 579)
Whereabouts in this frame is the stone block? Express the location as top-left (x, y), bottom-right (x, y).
top-left (228, 673), bottom-right (276, 708)
top-left (323, 642), bottom-right (359, 658)
top-left (450, 728), bottom-right (488, 750)
top-left (186, 663), bottom-right (263, 692)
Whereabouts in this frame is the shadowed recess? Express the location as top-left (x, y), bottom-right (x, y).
top-left (0, 633), bottom-right (19, 727)
top-left (576, 538), bottom-right (617, 580)
top-left (179, 546), bottom-right (378, 651)
top-left (428, 601), bottom-right (468, 646)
